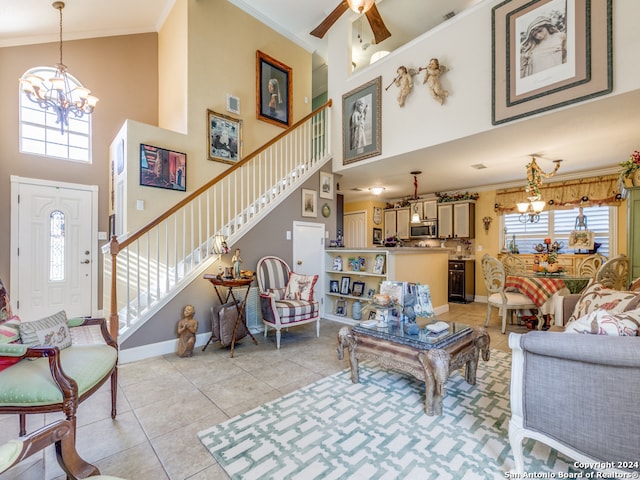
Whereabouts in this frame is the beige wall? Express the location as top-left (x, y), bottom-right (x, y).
top-left (0, 33), bottom-right (158, 291)
top-left (344, 199), bottom-right (387, 248)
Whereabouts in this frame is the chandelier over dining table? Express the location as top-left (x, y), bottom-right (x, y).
top-left (517, 157), bottom-right (562, 223)
top-left (19, 2), bottom-right (98, 135)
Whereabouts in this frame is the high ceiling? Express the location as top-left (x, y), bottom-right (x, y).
top-left (2, 0), bottom-right (636, 203)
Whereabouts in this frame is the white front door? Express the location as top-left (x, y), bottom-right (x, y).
top-left (11, 177), bottom-right (97, 320)
top-left (292, 221), bottom-right (324, 301)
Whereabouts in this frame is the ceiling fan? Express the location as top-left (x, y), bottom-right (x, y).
top-left (310, 0), bottom-right (391, 44)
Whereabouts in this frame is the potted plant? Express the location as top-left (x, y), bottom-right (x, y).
top-left (618, 149), bottom-right (640, 190)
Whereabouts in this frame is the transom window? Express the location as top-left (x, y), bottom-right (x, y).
top-left (503, 205), bottom-right (613, 258)
top-left (19, 66), bottom-right (92, 163)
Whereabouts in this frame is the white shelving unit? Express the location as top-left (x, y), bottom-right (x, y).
top-left (323, 249), bottom-right (389, 325)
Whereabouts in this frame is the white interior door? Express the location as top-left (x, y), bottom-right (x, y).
top-left (11, 177), bottom-right (97, 320)
top-left (344, 211), bottom-right (366, 248)
top-left (292, 222), bottom-right (324, 300)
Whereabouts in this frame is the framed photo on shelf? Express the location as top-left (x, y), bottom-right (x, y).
top-left (335, 299), bottom-right (347, 316)
top-left (372, 228), bottom-right (382, 245)
top-left (140, 144), bottom-right (186, 192)
top-left (329, 280), bottom-right (339, 294)
top-left (207, 109), bottom-right (242, 164)
top-left (319, 171), bottom-right (334, 199)
top-left (352, 281), bottom-right (365, 297)
top-left (367, 288), bottom-right (376, 298)
top-left (415, 284), bottom-right (435, 318)
top-left (568, 229), bottom-right (595, 250)
top-left (256, 50), bottom-right (292, 127)
top-left (340, 276), bottom-right (351, 295)
top-left (373, 254), bottom-right (385, 274)
top-left (342, 76), bottom-right (382, 165)
top-left (332, 256), bottom-right (343, 271)
top-left (491, 0), bottom-right (612, 125)
top-left (301, 189), bottom-right (317, 217)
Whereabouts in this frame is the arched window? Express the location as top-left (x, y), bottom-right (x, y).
top-left (19, 66), bottom-right (92, 163)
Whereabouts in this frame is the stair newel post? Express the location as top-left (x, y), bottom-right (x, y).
top-left (108, 235), bottom-right (121, 343)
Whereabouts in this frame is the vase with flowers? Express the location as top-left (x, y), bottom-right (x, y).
top-left (619, 150), bottom-right (640, 190)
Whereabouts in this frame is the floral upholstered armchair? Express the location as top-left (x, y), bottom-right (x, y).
top-left (0, 278), bottom-right (118, 436)
top-left (256, 256), bottom-right (319, 349)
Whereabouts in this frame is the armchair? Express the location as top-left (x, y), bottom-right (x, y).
top-left (256, 256), bottom-right (319, 349)
top-left (509, 331), bottom-right (640, 476)
top-left (0, 419), bottom-right (125, 479)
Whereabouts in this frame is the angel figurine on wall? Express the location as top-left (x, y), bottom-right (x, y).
top-left (385, 65), bottom-right (418, 107)
top-left (419, 58), bottom-right (449, 105)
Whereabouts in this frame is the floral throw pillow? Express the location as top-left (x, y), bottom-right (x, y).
top-left (19, 310), bottom-right (72, 350)
top-left (284, 273), bottom-right (318, 301)
top-left (567, 282), bottom-right (640, 324)
top-left (565, 308), bottom-right (640, 336)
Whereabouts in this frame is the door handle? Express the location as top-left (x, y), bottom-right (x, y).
top-left (80, 259), bottom-right (90, 264)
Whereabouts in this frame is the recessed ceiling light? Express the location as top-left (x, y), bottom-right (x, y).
top-left (369, 186), bottom-right (386, 195)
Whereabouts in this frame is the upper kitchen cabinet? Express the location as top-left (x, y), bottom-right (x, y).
top-left (438, 201), bottom-right (475, 239)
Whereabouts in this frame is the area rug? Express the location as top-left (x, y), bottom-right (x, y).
top-left (198, 350), bottom-right (582, 479)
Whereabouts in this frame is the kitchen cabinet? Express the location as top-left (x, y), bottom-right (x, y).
top-left (423, 200), bottom-right (437, 219)
top-left (383, 207), bottom-right (410, 239)
top-left (448, 260), bottom-right (475, 303)
top-left (438, 201), bottom-right (475, 238)
top-left (628, 187), bottom-right (640, 281)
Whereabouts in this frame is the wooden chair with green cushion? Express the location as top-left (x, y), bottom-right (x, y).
top-left (0, 278), bottom-right (118, 436)
top-left (0, 419), bottom-right (125, 479)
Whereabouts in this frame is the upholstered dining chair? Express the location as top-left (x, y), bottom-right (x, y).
top-left (500, 253), bottom-right (527, 275)
top-left (256, 256), bottom-right (320, 349)
top-left (481, 254), bottom-right (542, 334)
top-left (0, 419), bottom-right (125, 479)
top-left (577, 253), bottom-right (607, 277)
top-left (595, 254), bottom-right (630, 290)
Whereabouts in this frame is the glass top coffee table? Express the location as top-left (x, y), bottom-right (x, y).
top-left (337, 318), bottom-right (490, 415)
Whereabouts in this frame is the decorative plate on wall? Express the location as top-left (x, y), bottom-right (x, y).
top-left (322, 203), bottom-right (331, 218)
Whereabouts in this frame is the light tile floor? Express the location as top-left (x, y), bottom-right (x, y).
top-left (0, 302), bottom-right (532, 480)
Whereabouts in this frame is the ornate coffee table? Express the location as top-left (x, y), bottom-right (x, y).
top-left (337, 319), bottom-right (490, 415)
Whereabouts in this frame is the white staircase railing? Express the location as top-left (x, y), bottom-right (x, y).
top-left (103, 100), bottom-right (332, 343)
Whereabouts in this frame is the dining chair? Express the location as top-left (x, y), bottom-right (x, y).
top-left (501, 253), bottom-right (527, 275)
top-left (595, 254), bottom-right (630, 290)
top-left (577, 253), bottom-right (607, 277)
top-left (481, 254), bottom-right (542, 334)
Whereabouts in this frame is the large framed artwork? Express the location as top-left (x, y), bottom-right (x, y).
top-left (256, 50), bottom-right (292, 128)
top-left (342, 76), bottom-right (381, 165)
top-left (492, 0), bottom-right (612, 125)
top-left (140, 144), bottom-right (186, 192)
top-left (208, 109), bottom-right (242, 164)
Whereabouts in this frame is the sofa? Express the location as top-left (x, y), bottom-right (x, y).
top-left (509, 282), bottom-right (640, 475)
top-left (0, 278), bottom-right (118, 436)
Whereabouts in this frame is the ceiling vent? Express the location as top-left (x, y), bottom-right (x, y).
top-left (471, 163), bottom-right (488, 170)
top-left (443, 11), bottom-right (456, 20)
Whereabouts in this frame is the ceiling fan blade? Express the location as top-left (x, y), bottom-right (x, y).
top-left (365, 3), bottom-right (391, 44)
top-left (310, 1), bottom-right (350, 38)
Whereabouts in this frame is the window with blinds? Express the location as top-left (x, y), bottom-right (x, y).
top-left (503, 206), bottom-right (611, 257)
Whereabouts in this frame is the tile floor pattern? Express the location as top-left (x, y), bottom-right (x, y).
top-left (0, 302), bottom-right (531, 480)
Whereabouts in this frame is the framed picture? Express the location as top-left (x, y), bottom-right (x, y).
top-left (373, 254), bottom-right (385, 274)
top-left (329, 280), bottom-right (340, 294)
top-left (332, 256), bottom-right (343, 271)
top-left (335, 299), bottom-right (347, 316)
top-left (319, 171), bottom-right (334, 199)
top-left (342, 76), bottom-right (382, 165)
top-left (415, 284), bottom-right (435, 318)
top-left (568, 229), bottom-right (595, 250)
top-left (352, 281), bottom-right (365, 297)
top-left (207, 109), bottom-right (242, 164)
top-left (301, 189), bottom-right (317, 217)
top-left (340, 276), bottom-right (351, 295)
top-left (380, 281), bottom-right (404, 306)
top-left (373, 228), bottom-right (383, 245)
top-left (256, 50), bottom-right (292, 128)
top-left (367, 288), bottom-right (376, 298)
top-left (140, 144), bottom-right (186, 192)
top-left (492, 0), bottom-right (612, 125)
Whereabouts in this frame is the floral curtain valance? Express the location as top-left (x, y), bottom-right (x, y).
top-left (494, 174), bottom-right (622, 215)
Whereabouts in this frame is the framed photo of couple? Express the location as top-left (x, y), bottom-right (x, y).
top-left (492, 0), bottom-right (612, 125)
top-left (342, 76), bottom-right (381, 165)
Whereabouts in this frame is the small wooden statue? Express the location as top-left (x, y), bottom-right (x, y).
top-left (177, 304), bottom-right (198, 357)
top-left (232, 248), bottom-right (242, 279)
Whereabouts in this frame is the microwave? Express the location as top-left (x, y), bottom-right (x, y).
top-left (410, 220), bottom-right (437, 239)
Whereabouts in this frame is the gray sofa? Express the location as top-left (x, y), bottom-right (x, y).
top-left (509, 286), bottom-right (640, 475)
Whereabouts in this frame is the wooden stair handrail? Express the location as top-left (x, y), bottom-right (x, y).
top-left (110, 99), bottom-right (332, 253)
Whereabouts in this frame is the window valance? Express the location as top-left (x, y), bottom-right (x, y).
top-left (494, 174), bottom-right (622, 215)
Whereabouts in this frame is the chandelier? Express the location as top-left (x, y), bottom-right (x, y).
top-left (347, 0), bottom-right (376, 14)
top-left (516, 157), bottom-right (562, 223)
top-left (19, 2), bottom-right (98, 135)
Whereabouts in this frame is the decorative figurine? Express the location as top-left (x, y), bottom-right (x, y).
top-left (393, 65), bottom-right (413, 107)
top-left (177, 304), bottom-right (198, 357)
top-left (419, 58), bottom-right (449, 105)
top-left (232, 248), bottom-right (242, 279)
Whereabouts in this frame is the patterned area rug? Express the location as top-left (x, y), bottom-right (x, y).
top-left (199, 350), bottom-right (581, 479)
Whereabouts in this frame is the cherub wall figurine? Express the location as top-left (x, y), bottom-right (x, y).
top-left (386, 65), bottom-right (418, 107)
top-left (177, 304), bottom-right (198, 357)
top-left (419, 58), bottom-right (449, 105)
